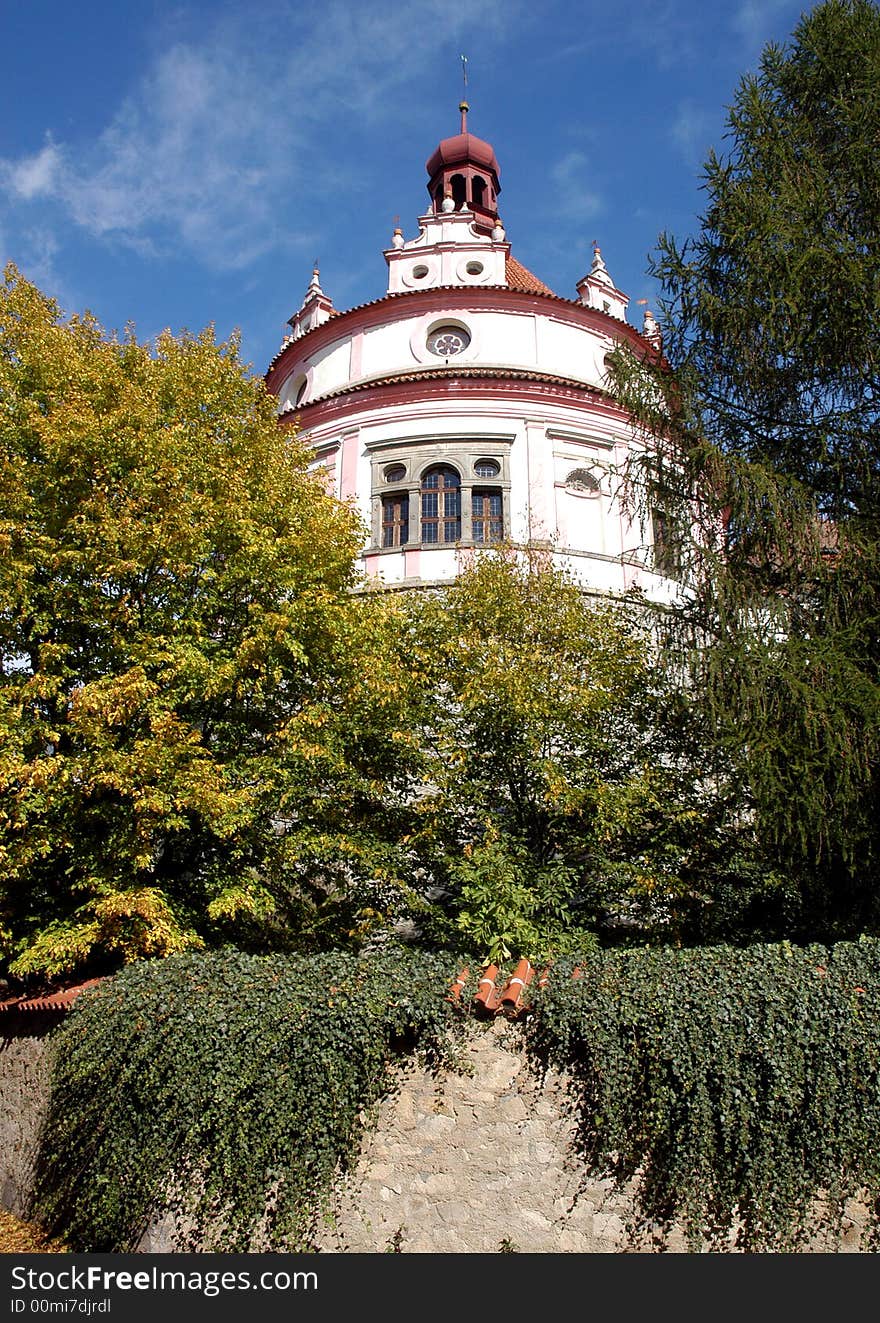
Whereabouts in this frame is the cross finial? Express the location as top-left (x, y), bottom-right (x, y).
top-left (461, 53), bottom-right (468, 89)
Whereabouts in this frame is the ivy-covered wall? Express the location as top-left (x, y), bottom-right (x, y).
top-left (4, 1015), bottom-right (871, 1254)
top-left (313, 1021), bottom-right (869, 1254)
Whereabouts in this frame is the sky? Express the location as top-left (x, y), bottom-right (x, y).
top-left (1, 0), bottom-right (813, 379)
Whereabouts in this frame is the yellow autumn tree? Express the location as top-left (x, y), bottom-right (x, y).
top-left (0, 266), bottom-right (424, 982)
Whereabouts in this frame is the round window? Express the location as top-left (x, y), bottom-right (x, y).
top-left (384, 463), bottom-right (406, 483)
top-left (474, 458), bottom-right (500, 477)
top-left (426, 324), bottom-right (471, 357)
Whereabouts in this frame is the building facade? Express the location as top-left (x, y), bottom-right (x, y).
top-left (265, 104), bottom-right (673, 600)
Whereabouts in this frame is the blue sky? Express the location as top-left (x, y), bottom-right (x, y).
top-left (2, 0), bottom-right (810, 378)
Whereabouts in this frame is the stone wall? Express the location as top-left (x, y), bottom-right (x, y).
top-left (313, 1019), bottom-right (868, 1253)
top-left (314, 1017), bottom-right (639, 1253)
top-left (0, 1016), bottom-right (57, 1218)
top-left (3, 1016), bottom-right (870, 1252)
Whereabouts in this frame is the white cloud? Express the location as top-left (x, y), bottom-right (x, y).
top-left (0, 0), bottom-right (517, 272)
top-left (549, 151), bottom-right (603, 224)
top-left (4, 140), bottom-right (62, 201)
top-left (731, 0), bottom-right (798, 52)
top-left (670, 101), bottom-right (717, 165)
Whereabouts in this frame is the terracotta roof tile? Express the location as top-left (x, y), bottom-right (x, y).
top-left (505, 254), bottom-right (555, 296)
top-left (0, 977), bottom-right (103, 1016)
top-left (446, 959), bottom-right (575, 1022)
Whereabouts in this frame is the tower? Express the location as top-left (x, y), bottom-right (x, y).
top-left (265, 108), bottom-right (671, 600)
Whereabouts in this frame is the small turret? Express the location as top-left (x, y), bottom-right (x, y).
top-left (576, 242), bottom-right (629, 321)
top-left (287, 265), bottom-right (334, 340)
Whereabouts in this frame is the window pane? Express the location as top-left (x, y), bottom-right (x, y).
top-left (421, 466), bottom-right (461, 544)
top-left (473, 488), bottom-right (503, 544)
top-left (382, 493), bottom-right (409, 548)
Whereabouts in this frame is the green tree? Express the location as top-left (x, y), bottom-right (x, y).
top-left (406, 549), bottom-right (741, 959)
top-left (610, 0), bottom-right (880, 938)
top-left (0, 267), bottom-right (424, 981)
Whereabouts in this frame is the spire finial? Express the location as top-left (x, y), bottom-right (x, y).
top-left (460, 54), bottom-right (469, 133)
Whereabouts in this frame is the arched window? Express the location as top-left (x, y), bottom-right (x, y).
top-left (566, 468), bottom-right (600, 494)
top-left (421, 465), bottom-right (461, 544)
top-left (472, 488), bottom-right (503, 543)
top-left (471, 175), bottom-right (486, 208)
top-left (451, 174), bottom-right (467, 209)
top-left (382, 491), bottom-right (409, 547)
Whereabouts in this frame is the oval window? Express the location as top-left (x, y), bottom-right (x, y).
top-left (465, 261), bottom-right (484, 275)
top-left (474, 458), bottom-right (500, 477)
top-left (384, 463), bottom-right (406, 483)
top-left (412, 264), bottom-right (429, 279)
top-left (426, 324), bottom-right (471, 357)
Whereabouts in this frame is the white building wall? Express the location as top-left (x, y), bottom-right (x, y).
top-left (278, 305), bottom-right (623, 407)
top-left (298, 381), bottom-right (675, 602)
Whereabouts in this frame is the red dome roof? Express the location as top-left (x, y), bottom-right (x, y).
top-left (426, 132), bottom-right (500, 180)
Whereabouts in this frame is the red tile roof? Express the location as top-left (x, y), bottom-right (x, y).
top-left (505, 254), bottom-right (555, 296)
top-left (0, 977), bottom-right (103, 1016)
top-left (448, 960), bottom-right (566, 1021)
